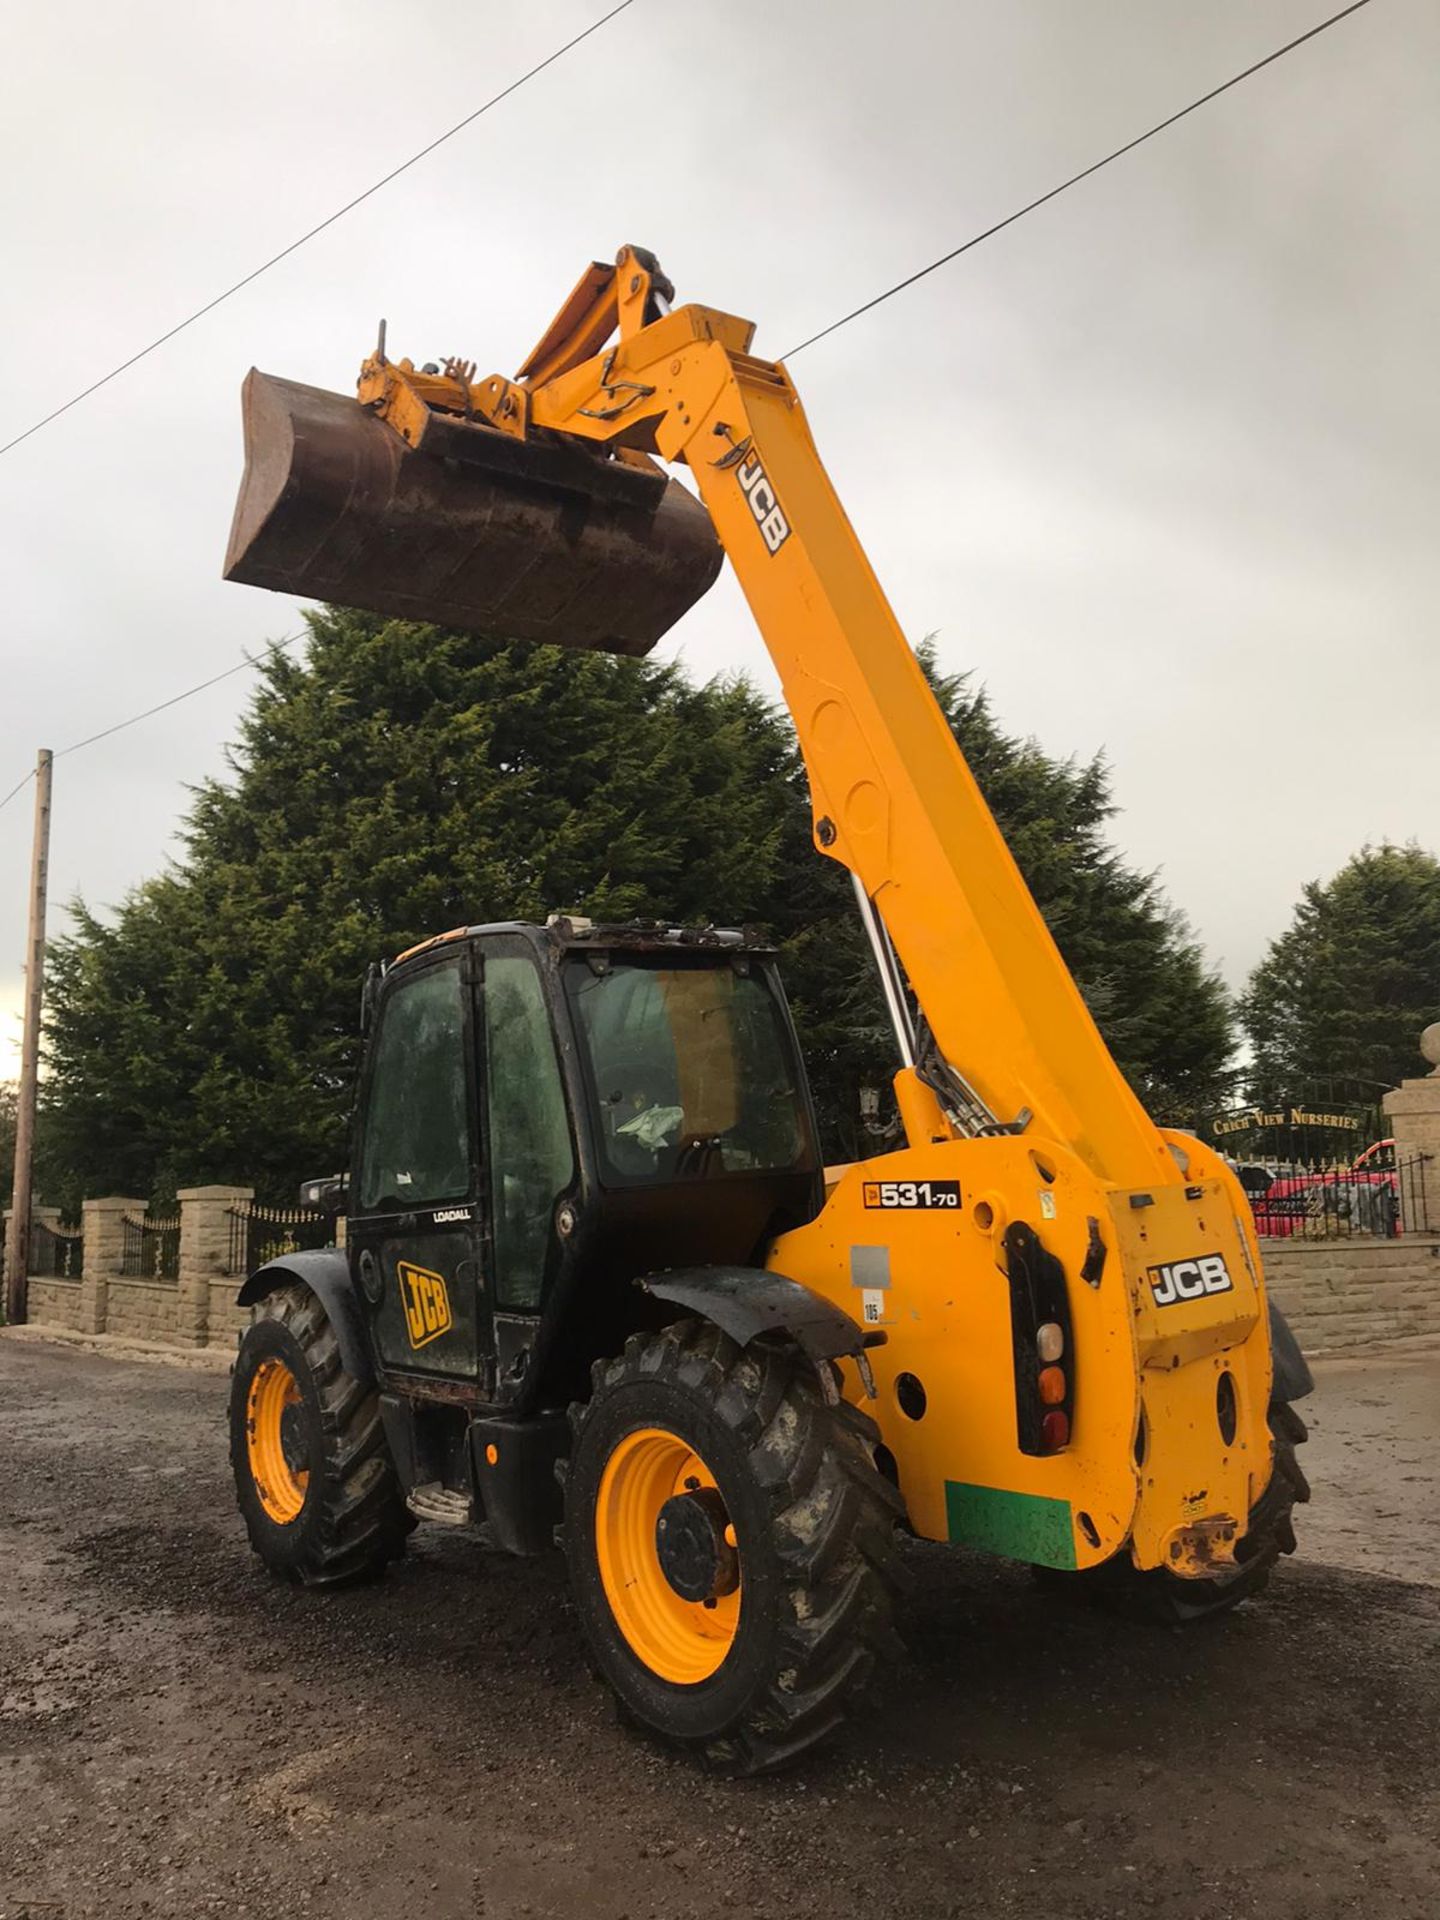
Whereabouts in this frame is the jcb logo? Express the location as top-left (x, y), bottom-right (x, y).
top-left (736, 455), bottom-right (790, 553)
top-left (398, 1261), bottom-right (453, 1349)
top-left (1147, 1254), bottom-right (1233, 1308)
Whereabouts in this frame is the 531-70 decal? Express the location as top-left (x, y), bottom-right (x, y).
top-left (862, 1179), bottom-right (961, 1210)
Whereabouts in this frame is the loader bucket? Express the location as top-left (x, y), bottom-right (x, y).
top-left (223, 371), bottom-right (723, 657)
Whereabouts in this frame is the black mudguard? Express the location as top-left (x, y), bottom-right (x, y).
top-left (1268, 1299), bottom-right (1314, 1404)
top-left (236, 1247), bottom-right (374, 1387)
top-left (469, 1411), bottom-right (569, 1556)
top-left (641, 1266), bottom-right (870, 1365)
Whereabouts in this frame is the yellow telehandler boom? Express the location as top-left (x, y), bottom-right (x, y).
top-left (224, 248), bottom-right (1311, 1769)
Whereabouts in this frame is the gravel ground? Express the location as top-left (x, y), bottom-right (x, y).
top-left (0, 1335), bottom-right (1436, 1920)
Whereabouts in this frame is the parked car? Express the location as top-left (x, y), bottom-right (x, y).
top-left (1230, 1162), bottom-right (1277, 1200)
top-left (1249, 1141), bottom-right (1399, 1238)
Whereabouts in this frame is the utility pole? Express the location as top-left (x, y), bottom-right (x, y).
top-left (5, 750), bottom-right (53, 1325)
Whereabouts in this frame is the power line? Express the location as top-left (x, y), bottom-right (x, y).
top-left (0, 770), bottom-right (35, 819)
top-left (55, 632), bottom-right (305, 758)
top-left (0, 0), bottom-right (1382, 816)
top-left (784, 0), bottom-right (1377, 359)
top-left (0, 0), bottom-right (638, 461)
top-left (0, 631), bottom-right (307, 818)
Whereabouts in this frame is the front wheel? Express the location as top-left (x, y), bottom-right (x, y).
top-left (229, 1283), bottom-right (411, 1587)
top-left (562, 1320), bottom-right (905, 1773)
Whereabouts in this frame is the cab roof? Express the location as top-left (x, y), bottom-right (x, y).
top-left (390, 916), bottom-right (772, 970)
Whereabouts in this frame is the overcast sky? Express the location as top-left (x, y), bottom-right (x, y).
top-left (2, 0), bottom-right (1435, 1077)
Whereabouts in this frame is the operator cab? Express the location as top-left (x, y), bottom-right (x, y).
top-left (342, 917), bottom-right (822, 1414)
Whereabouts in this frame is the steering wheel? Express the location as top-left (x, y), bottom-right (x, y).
top-left (597, 1052), bottom-right (678, 1168)
top-left (597, 1051), bottom-right (665, 1120)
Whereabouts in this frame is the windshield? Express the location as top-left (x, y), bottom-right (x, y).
top-left (565, 958), bottom-right (813, 1185)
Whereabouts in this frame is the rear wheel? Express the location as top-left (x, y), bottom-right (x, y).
top-left (229, 1283), bottom-right (411, 1586)
top-left (562, 1319), bottom-right (905, 1773)
top-left (1035, 1399), bottom-right (1310, 1622)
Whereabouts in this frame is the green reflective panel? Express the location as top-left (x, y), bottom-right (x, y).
top-left (945, 1481), bottom-right (1077, 1570)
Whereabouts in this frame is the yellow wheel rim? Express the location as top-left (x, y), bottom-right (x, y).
top-left (245, 1356), bottom-right (309, 1524)
top-left (595, 1426), bottom-right (742, 1685)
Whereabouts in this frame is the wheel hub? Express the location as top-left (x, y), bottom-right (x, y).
top-left (279, 1401), bottom-right (309, 1477)
top-left (655, 1488), bottom-right (738, 1603)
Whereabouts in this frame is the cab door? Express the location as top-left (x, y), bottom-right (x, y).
top-left (348, 949), bottom-right (488, 1388)
top-left (476, 936), bottom-right (577, 1400)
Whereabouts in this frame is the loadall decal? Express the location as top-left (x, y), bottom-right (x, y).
top-left (398, 1261), bottom-right (453, 1348)
top-left (862, 1179), bottom-right (961, 1210)
top-left (736, 454), bottom-right (790, 553)
top-left (1147, 1254), bottom-right (1234, 1307)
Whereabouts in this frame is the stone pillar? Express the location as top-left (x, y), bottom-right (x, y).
top-left (81, 1196), bottom-right (146, 1334)
top-left (1382, 1024), bottom-right (1440, 1232)
top-left (177, 1186), bottom-right (253, 1346)
top-left (4, 1203), bottom-right (62, 1270)
top-left (9, 1203), bottom-right (72, 1330)
top-left (4, 1203), bottom-right (62, 1238)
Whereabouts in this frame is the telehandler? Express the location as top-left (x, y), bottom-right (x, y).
top-left (224, 248), bottom-right (1312, 1771)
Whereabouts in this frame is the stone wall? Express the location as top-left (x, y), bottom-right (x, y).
top-left (27, 1278), bottom-right (87, 1330)
top-left (1263, 1234), bottom-right (1440, 1352)
top-left (13, 1187), bottom-right (257, 1349)
top-left (105, 1277), bottom-right (184, 1344)
top-left (6, 1206), bottom-right (86, 1329)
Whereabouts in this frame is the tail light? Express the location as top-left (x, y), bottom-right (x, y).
top-left (1002, 1223), bottom-right (1076, 1455)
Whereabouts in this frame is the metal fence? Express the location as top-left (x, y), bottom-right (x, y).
top-left (28, 1221), bottom-right (84, 1279)
top-left (225, 1202), bottom-right (330, 1277)
top-left (120, 1212), bottom-right (181, 1280)
top-left (1244, 1153), bottom-right (1431, 1241)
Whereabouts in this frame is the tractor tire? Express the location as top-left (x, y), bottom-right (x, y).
top-left (1035, 1398), bottom-right (1310, 1623)
top-left (561, 1318), bottom-right (906, 1774)
top-left (229, 1282), bottom-right (411, 1587)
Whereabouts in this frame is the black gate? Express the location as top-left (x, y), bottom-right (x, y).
top-left (28, 1222), bottom-right (84, 1278)
top-left (225, 1202), bottom-right (331, 1277)
top-left (121, 1212), bottom-right (180, 1280)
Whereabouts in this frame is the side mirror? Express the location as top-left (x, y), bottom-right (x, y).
top-left (300, 1173), bottom-right (349, 1214)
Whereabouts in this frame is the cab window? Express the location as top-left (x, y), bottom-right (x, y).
top-left (357, 962), bottom-right (471, 1212)
top-left (565, 959), bottom-right (811, 1185)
